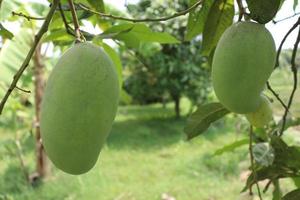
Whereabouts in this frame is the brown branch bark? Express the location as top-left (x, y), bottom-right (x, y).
top-left (15, 86), bottom-right (31, 93)
top-left (0, 0), bottom-right (59, 115)
top-left (12, 11), bottom-right (45, 21)
top-left (236, 0), bottom-right (244, 21)
top-left (33, 44), bottom-right (47, 178)
top-left (67, 0), bottom-right (82, 42)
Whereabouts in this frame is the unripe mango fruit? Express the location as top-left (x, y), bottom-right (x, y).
top-left (246, 95), bottom-right (273, 127)
top-left (40, 43), bottom-right (119, 175)
top-left (212, 22), bottom-right (276, 114)
top-left (246, 0), bottom-right (281, 24)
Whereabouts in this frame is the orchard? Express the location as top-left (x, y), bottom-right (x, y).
top-left (0, 0), bottom-right (300, 199)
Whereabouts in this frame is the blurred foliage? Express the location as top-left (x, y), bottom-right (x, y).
top-left (123, 0), bottom-right (212, 116)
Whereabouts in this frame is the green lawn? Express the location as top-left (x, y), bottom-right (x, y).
top-left (0, 102), bottom-right (253, 200)
top-left (0, 68), bottom-right (299, 200)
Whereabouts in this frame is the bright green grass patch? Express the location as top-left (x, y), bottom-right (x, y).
top-left (0, 103), bottom-right (253, 200)
top-left (0, 68), bottom-right (299, 200)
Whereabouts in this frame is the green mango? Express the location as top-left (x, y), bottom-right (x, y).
top-left (246, 0), bottom-right (281, 24)
top-left (40, 42), bottom-right (119, 175)
top-left (212, 21), bottom-right (275, 114)
top-left (246, 95), bottom-right (273, 127)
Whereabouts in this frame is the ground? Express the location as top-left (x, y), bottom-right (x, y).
top-left (0, 68), bottom-right (299, 200)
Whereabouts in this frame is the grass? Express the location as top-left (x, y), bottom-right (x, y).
top-left (0, 102), bottom-right (254, 200)
top-left (0, 68), bottom-right (299, 200)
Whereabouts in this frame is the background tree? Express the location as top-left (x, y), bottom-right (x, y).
top-left (123, 0), bottom-right (211, 117)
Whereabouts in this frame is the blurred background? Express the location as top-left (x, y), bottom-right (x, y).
top-left (0, 0), bottom-right (300, 199)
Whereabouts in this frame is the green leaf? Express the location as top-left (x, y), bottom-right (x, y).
top-left (102, 23), bottom-right (179, 48)
top-left (185, 0), bottom-right (214, 41)
top-left (0, 0), bottom-right (20, 21)
top-left (0, 23), bottom-right (13, 39)
top-left (27, 2), bottom-right (49, 16)
top-left (87, 0), bottom-right (105, 13)
top-left (184, 102), bottom-right (230, 140)
top-left (101, 43), bottom-right (123, 89)
top-left (43, 29), bottom-right (74, 42)
top-left (282, 189), bottom-right (300, 200)
top-left (214, 138), bottom-right (249, 156)
top-left (292, 177), bottom-right (300, 188)
top-left (120, 89), bottom-right (132, 105)
top-left (253, 143), bottom-right (275, 167)
top-left (244, 137), bottom-right (300, 192)
top-left (0, 28), bottom-right (33, 87)
top-left (131, 24), bottom-right (179, 44)
top-left (243, 166), bottom-right (294, 192)
top-left (271, 136), bottom-right (300, 169)
top-left (99, 23), bottom-right (135, 41)
top-left (202, 0), bottom-right (234, 56)
top-left (294, 0), bottom-right (298, 10)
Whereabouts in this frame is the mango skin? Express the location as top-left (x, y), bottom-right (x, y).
top-left (246, 0), bottom-right (281, 24)
top-left (40, 43), bottom-right (119, 175)
top-left (246, 95), bottom-right (273, 128)
top-left (212, 22), bottom-right (276, 114)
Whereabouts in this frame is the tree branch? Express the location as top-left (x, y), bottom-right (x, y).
top-left (0, 0), bottom-right (59, 115)
top-left (280, 26), bottom-right (300, 135)
top-left (276, 17), bottom-right (300, 68)
top-left (58, 3), bottom-right (76, 37)
top-left (58, 3), bottom-right (94, 40)
top-left (16, 86), bottom-right (31, 93)
top-left (266, 81), bottom-right (288, 110)
top-left (273, 12), bottom-right (300, 24)
top-left (12, 11), bottom-right (45, 21)
top-left (249, 126), bottom-right (263, 200)
top-left (77, 0), bottom-right (203, 23)
top-left (67, 0), bottom-right (83, 42)
top-left (236, 0), bottom-right (245, 21)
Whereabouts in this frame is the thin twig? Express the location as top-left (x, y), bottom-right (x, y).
top-left (58, 3), bottom-right (94, 40)
top-left (273, 12), bottom-right (300, 24)
top-left (77, 0), bottom-right (203, 23)
top-left (67, 0), bottom-right (83, 42)
top-left (249, 126), bottom-right (263, 200)
top-left (280, 26), bottom-right (300, 135)
top-left (266, 81), bottom-right (288, 110)
top-left (0, 0), bottom-right (59, 115)
top-left (263, 180), bottom-right (272, 193)
top-left (16, 86), bottom-right (31, 93)
top-left (236, 0), bottom-right (244, 21)
top-left (12, 11), bottom-right (45, 21)
top-left (276, 17), bottom-right (300, 68)
top-left (58, 3), bottom-right (76, 37)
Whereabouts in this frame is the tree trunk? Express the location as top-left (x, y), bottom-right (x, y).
top-left (174, 95), bottom-right (180, 118)
top-left (33, 44), bottom-right (47, 178)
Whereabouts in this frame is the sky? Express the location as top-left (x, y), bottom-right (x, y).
top-left (266, 0), bottom-right (300, 49)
